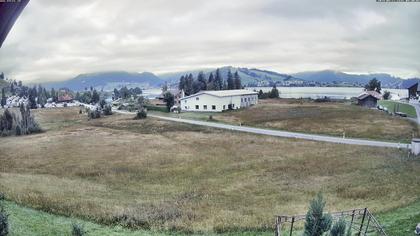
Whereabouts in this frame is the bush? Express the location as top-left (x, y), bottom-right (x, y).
top-left (88, 108), bottom-right (101, 119)
top-left (103, 104), bottom-right (113, 116)
top-left (0, 207), bottom-right (8, 236)
top-left (0, 104), bottom-right (41, 136)
top-left (135, 108), bottom-right (147, 120)
top-left (330, 217), bottom-right (346, 236)
top-left (383, 90), bottom-right (391, 100)
top-left (71, 223), bottom-right (85, 236)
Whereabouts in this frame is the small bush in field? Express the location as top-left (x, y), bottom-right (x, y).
top-left (71, 223), bottom-right (85, 236)
top-left (134, 108), bottom-right (147, 120)
top-left (88, 108), bottom-right (101, 119)
top-left (103, 104), bottom-right (113, 116)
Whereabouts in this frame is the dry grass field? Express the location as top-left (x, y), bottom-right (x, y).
top-left (0, 107), bottom-right (419, 234)
top-left (163, 99), bottom-right (419, 142)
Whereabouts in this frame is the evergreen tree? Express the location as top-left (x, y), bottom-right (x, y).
top-left (214, 69), bottom-right (223, 90)
top-left (330, 218), bottom-right (346, 236)
top-left (234, 71), bottom-right (242, 89)
top-left (51, 88), bottom-right (57, 103)
top-left (179, 75), bottom-right (186, 91)
top-left (192, 80), bottom-right (202, 94)
top-left (197, 71), bottom-right (207, 91)
top-left (207, 73), bottom-right (215, 90)
top-left (185, 74), bottom-right (194, 95)
top-left (75, 92), bottom-right (81, 101)
top-left (303, 193), bottom-right (332, 236)
top-left (227, 70), bottom-right (235, 90)
top-left (28, 86), bottom-right (38, 109)
top-left (1, 88), bottom-right (6, 108)
top-left (0, 72), bottom-right (4, 80)
top-left (91, 90), bottom-right (100, 104)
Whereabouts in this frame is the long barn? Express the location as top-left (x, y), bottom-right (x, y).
top-left (180, 89), bottom-right (258, 112)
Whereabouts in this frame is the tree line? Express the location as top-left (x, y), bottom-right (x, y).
top-left (178, 69), bottom-right (242, 96)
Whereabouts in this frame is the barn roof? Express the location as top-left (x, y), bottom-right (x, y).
top-left (407, 82), bottom-right (420, 92)
top-left (0, 0), bottom-right (30, 48)
top-left (180, 89), bottom-right (258, 100)
top-left (357, 91), bottom-right (382, 100)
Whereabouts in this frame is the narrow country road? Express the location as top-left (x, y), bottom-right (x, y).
top-left (115, 110), bottom-right (410, 149)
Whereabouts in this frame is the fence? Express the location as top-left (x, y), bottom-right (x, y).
top-left (274, 208), bottom-right (387, 236)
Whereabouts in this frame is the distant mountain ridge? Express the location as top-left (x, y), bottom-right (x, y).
top-left (41, 67), bottom-right (410, 91)
top-left (291, 70), bottom-right (403, 88)
top-left (43, 71), bottom-right (163, 91)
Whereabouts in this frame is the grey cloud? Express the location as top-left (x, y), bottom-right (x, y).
top-left (0, 0), bottom-right (419, 82)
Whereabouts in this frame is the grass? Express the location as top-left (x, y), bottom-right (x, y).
top-left (0, 107), bottom-right (419, 234)
top-left (3, 198), bottom-right (419, 236)
top-left (152, 99), bottom-right (420, 142)
top-left (377, 100), bottom-right (417, 118)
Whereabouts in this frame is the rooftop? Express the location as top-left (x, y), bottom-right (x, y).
top-left (357, 90), bottom-right (382, 100)
top-left (181, 89), bottom-right (258, 100)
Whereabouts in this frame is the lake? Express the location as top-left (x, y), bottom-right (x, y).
top-left (143, 87), bottom-right (408, 100)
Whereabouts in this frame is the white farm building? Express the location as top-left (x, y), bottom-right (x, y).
top-left (180, 89), bottom-right (258, 112)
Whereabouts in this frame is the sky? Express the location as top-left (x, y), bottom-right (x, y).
top-left (0, 0), bottom-right (419, 82)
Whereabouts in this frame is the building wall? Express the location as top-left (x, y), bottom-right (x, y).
top-left (180, 93), bottom-right (258, 112)
top-left (358, 96), bottom-right (377, 108)
top-left (408, 85), bottom-right (418, 99)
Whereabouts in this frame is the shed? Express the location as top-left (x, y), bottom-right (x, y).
top-left (357, 91), bottom-right (382, 108)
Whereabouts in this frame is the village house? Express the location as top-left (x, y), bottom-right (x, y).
top-left (180, 89), bottom-right (258, 112)
top-left (357, 91), bottom-right (382, 108)
top-left (407, 82), bottom-right (420, 99)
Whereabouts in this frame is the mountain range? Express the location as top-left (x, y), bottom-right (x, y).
top-left (40, 67), bottom-right (417, 91)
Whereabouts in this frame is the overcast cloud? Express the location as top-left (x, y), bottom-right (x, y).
top-left (0, 0), bottom-right (419, 82)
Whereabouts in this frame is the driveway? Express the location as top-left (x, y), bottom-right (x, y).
top-left (115, 110), bottom-right (409, 149)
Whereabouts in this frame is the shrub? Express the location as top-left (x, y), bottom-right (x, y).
top-left (71, 223), bottom-right (85, 236)
top-left (88, 108), bottom-right (101, 119)
top-left (0, 104), bottom-right (41, 136)
top-left (330, 217), bottom-right (346, 236)
top-left (0, 207), bottom-right (8, 236)
top-left (303, 193), bottom-right (332, 236)
top-left (103, 104), bottom-right (113, 116)
top-left (135, 108), bottom-right (147, 120)
top-left (383, 90), bottom-right (391, 100)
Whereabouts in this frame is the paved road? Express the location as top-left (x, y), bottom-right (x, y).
top-left (115, 110), bottom-right (410, 149)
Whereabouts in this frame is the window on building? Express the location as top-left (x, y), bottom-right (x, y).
top-left (241, 98), bottom-right (243, 102)
top-left (203, 105), bottom-right (207, 110)
top-left (223, 105), bottom-right (226, 110)
top-left (212, 105), bottom-right (216, 110)
top-left (196, 97), bottom-right (199, 101)
top-left (195, 105), bottom-right (199, 109)
top-left (185, 106), bottom-right (188, 109)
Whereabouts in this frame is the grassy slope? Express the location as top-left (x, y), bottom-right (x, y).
top-left (3, 199), bottom-right (419, 235)
top-left (0, 108), bottom-right (419, 234)
top-left (153, 99), bottom-right (419, 142)
top-left (378, 100), bottom-right (417, 118)
top-left (3, 201), bottom-right (166, 236)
